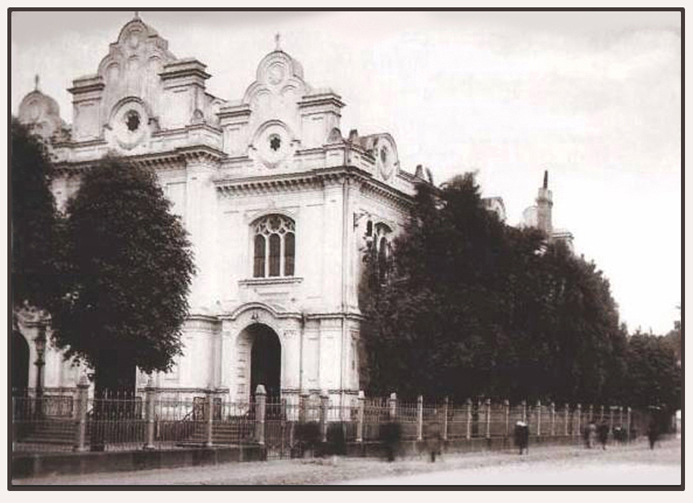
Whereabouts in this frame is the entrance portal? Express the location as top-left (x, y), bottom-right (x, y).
top-left (12, 331), bottom-right (29, 395)
top-left (245, 324), bottom-right (281, 402)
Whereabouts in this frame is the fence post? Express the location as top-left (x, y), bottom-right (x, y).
top-left (550, 402), bottom-right (556, 436)
top-left (576, 404), bottom-right (582, 437)
top-left (254, 385), bottom-right (266, 446)
top-left (589, 404), bottom-right (594, 423)
top-left (356, 390), bottom-right (364, 443)
top-left (609, 406), bottom-right (614, 432)
top-left (389, 392), bottom-right (397, 421)
top-left (299, 391), bottom-right (309, 423)
top-left (564, 404), bottom-right (569, 436)
top-left (536, 400), bottom-right (542, 437)
top-left (485, 399), bottom-right (491, 439)
top-left (416, 395), bottom-right (424, 442)
top-left (73, 374), bottom-right (90, 452)
top-left (521, 400), bottom-right (527, 424)
top-left (504, 400), bottom-right (510, 437)
top-left (204, 389), bottom-right (214, 447)
top-left (320, 390), bottom-right (329, 443)
top-left (442, 397), bottom-right (449, 442)
top-left (465, 398), bottom-right (472, 440)
top-left (618, 406), bottom-right (623, 428)
top-left (626, 407), bottom-right (632, 442)
top-left (143, 377), bottom-right (156, 450)
top-left (600, 405), bottom-right (605, 422)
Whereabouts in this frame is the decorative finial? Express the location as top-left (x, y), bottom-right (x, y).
top-left (134, 11), bottom-right (139, 19)
top-left (275, 32), bottom-right (281, 51)
top-left (34, 74), bottom-right (39, 91)
top-left (543, 170), bottom-right (548, 189)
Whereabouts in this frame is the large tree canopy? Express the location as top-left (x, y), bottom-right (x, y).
top-left (360, 173), bottom-right (628, 405)
top-left (10, 118), bottom-right (61, 313)
top-left (49, 158), bottom-right (195, 391)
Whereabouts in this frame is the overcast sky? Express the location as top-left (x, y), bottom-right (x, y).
top-left (10, 10), bottom-right (682, 334)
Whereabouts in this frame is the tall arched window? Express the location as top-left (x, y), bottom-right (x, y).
top-left (374, 223), bottom-right (392, 284)
top-left (252, 214), bottom-right (296, 278)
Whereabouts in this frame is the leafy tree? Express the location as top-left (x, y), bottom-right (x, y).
top-left (625, 331), bottom-right (681, 412)
top-left (49, 157), bottom-right (195, 394)
top-left (360, 173), bottom-right (627, 405)
top-left (10, 118), bottom-right (61, 314)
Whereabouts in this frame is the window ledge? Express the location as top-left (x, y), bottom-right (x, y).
top-left (239, 277), bottom-right (304, 287)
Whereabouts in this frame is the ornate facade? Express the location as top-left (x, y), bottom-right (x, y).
top-left (15, 16), bottom-right (424, 405)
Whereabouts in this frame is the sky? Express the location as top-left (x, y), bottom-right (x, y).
top-left (10, 10), bottom-right (682, 335)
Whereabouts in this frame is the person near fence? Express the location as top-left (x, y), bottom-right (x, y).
top-left (597, 421), bottom-right (609, 450)
top-left (583, 421), bottom-right (597, 448)
top-left (425, 417), bottom-right (442, 462)
top-left (514, 421), bottom-right (529, 455)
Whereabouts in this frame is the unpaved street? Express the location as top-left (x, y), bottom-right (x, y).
top-left (14, 437), bottom-right (681, 486)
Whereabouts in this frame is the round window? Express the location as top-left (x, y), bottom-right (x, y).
top-left (125, 110), bottom-right (141, 132)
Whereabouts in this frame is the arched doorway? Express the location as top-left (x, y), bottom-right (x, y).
top-left (12, 331), bottom-right (30, 396)
top-left (240, 323), bottom-right (282, 402)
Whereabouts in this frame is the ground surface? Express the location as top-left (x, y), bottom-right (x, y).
top-left (14, 437), bottom-right (681, 486)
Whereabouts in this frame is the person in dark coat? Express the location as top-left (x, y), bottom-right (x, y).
top-left (425, 420), bottom-right (442, 462)
top-left (584, 421), bottom-right (597, 448)
top-left (597, 421), bottom-right (609, 449)
top-left (514, 421), bottom-right (529, 455)
top-left (647, 417), bottom-right (659, 450)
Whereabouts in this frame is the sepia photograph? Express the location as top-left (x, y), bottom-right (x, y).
top-left (8, 8), bottom-right (682, 488)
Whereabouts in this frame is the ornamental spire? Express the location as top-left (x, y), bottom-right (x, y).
top-left (275, 32), bottom-right (281, 51)
top-left (34, 74), bottom-right (39, 91)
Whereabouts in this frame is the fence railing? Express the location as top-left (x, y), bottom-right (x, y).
top-left (12, 381), bottom-right (644, 454)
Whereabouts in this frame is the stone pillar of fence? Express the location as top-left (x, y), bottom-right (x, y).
top-left (320, 390), bottom-right (329, 443)
top-left (465, 398), bottom-right (472, 440)
top-left (254, 385), bottom-right (266, 446)
top-left (485, 399), bottom-right (491, 439)
top-left (299, 391), bottom-right (309, 423)
top-left (521, 400), bottom-right (527, 423)
top-left (564, 404), bottom-right (569, 436)
top-left (536, 400), bottom-right (542, 437)
top-left (609, 406), bottom-right (614, 432)
top-left (442, 397), bottom-right (449, 441)
top-left (416, 395), bottom-right (424, 441)
top-left (205, 389), bottom-right (214, 447)
top-left (504, 400), bottom-right (510, 436)
top-left (144, 377), bottom-right (157, 450)
top-left (618, 406), bottom-right (623, 428)
top-left (356, 390), bottom-right (364, 443)
top-left (388, 392), bottom-right (397, 421)
top-left (550, 402), bottom-right (556, 436)
top-left (600, 405), bottom-right (605, 422)
top-left (626, 407), bottom-right (632, 441)
top-left (73, 374), bottom-right (90, 452)
top-left (576, 404), bottom-right (582, 437)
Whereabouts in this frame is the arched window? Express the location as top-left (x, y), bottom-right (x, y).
top-left (374, 223), bottom-right (392, 283)
top-left (252, 214), bottom-right (296, 278)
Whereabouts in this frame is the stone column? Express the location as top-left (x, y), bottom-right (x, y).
top-left (205, 389), bottom-right (214, 447)
top-left (550, 403), bottom-right (556, 436)
top-left (388, 392), bottom-right (397, 421)
top-left (144, 377), bottom-right (157, 450)
top-left (442, 397), bottom-right (449, 442)
top-left (416, 395), bottom-right (424, 442)
top-left (504, 400), bottom-right (510, 437)
top-left (576, 404), bottom-right (582, 437)
top-left (536, 400), bottom-right (542, 437)
top-left (485, 399), bottom-right (492, 439)
top-left (465, 398), bottom-right (472, 440)
top-left (356, 390), bottom-right (364, 443)
top-left (73, 374), bottom-right (90, 452)
top-left (254, 385), bottom-right (266, 446)
top-left (320, 390), bottom-right (329, 443)
top-left (564, 404), bottom-right (569, 436)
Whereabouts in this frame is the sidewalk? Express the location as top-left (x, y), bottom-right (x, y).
top-left (13, 437), bottom-right (680, 486)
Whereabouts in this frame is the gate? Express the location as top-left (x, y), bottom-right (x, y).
top-left (264, 399), bottom-right (294, 459)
